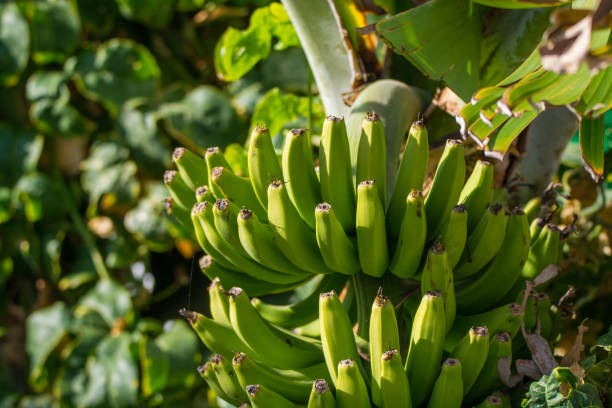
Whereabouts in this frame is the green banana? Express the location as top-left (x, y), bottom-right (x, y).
top-left (522, 223), bottom-right (561, 281)
top-left (319, 291), bottom-right (364, 386)
top-left (475, 395), bottom-right (503, 408)
top-left (421, 242), bottom-right (456, 330)
top-left (205, 147), bottom-right (233, 199)
top-left (336, 359), bottom-right (370, 408)
top-left (282, 128), bottom-right (321, 229)
top-left (248, 125), bottom-right (283, 209)
top-left (179, 309), bottom-right (252, 360)
top-left (319, 115), bottom-right (356, 232)
top-left (208, 277), bottom-right (231, 325)
top-left (458, 160), bottom-right (494, 232)
top-left (172, 147), bottom-right (208, 189)
top-left (380, 350), bottom-right (411, 408)
top-left (213, 199), bottom-right (249, 256)
top-left (389, 190), bottom-right (426, 279)
top-left (438, 204), bottom-right (468, 269)
top-left (268, 180), bottom-right (336, 275)
top-left (211, 166), bottom-right (267, 221)
top-left (455, 208), bottom-right (530, 314)
top-left (523, 196), bottom-right (541, 224)
top-left (356, 180), bottom-right (388, 277)
top-left (427, 358), bottom-right (463, 408)
top-left (229, 287), bottom-right (324, 369)
top-left (454, 204), bottom-right (507, 281)
top-left (198, 362), bottom-right (241, 405)
top-left (405, 291), bottom-right (446, 407)
top-left (211, 354), bottom-right (247, 402)
top-left (424, 139), bottom-right (466, 241)
top-left (191, 203), bottom-right (234, 269)
top-left (369, 289), bottom-right (400, 407)
top-left (356, 111), bottom-right (386, 205)
top-left (387, 120), bottom-right (429, 239)
top-left (246, 384), bottom-right (296, 408)
top-left (315, 203), bottom-right (360, 275)
top-left (196, 185), bottom-right (214, 203)
top-left (164, 197), bottom-right (191, 226)
top-left (466, 332), bottom-right (512, 401)
top-left (307, 380), bottom-right (336, 408)
top-left (444, 303), bottom-right (523, 352)
top-left (164, 170), bottom-right (195, 210)
top-left (529, 217), bottom-right (544, 244)
top-left (252, 274), bottom-right (347, 328)
top-left (536, 292), bottom-right (553, 340)
top-left (450, 326), bottom-right (490, 395)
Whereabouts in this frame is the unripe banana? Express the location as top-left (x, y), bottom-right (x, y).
top-left (427, 358), bottom-right (463, 408)
top-left (491, 390), bottom-right (511, 408)
top-left (454, 203), bottom-right (507, 281)
top-left (336, 359), bottom-right (370, 408)
top-left (450, 326), bottom-right (490, 395)
top-left (356, 111), bottom-right (386, 204)
top-left (369, 289), bottom-right (400, 407)
top-left (172, 147), bottom-right (208, 189)
top-left (191, 203), bottom-right (234, 269)
top-left (458, 160), bottom-right (494, 232)
top-left (455, 208), bottom-right (530, 314)
top-left (282, 128), bottom-right (321, 229)
top-left (196, 185), bottom-right (214, 203)
top-left (164, 170), bottom-right (195, 210)
top-left (421, 242), bottom-right (456, 330)
top-left (246, 384), bottom-right (296, 408)
top-left (475, 395), bottom-right (504, 408)
top-left (424, 139), bottom-right (465, 241)
top-left (229, 287), bottom-right (324, 369)
top-left (205, 147), bottom-right (233, 199)
top-left (522, 196), bottom-right (542, 224)
top-left (529, 217), bottom-right (544, 244)
top-left (389, 190), bottom-right (426, 279)
top-left (268, 181), bottom-right (336, 274)
top-left (438, 204), bottom-right (468, 269)
top-left (208, 277), bottom-right (231, 325)
top-left (248, 125), bottom-right (283, 208)
top-left (164, 197), bottom-right (191, 226)
top-left (387, 121), bottom-right (429, 239)
top-left (380, 349), bottom-right (411, 408)
top-left (356, 180), bottom-right (388, 277)
top-left (211, 354), bottom-right (247, 402)
top-left (211, 166), bottom-right (267, 221)
top-left (307, 379), bottom-right (336, 408)
top-left (522, 223), bottom-right (561, 281)
top-left (319, 291), bottom-right (364, 385)
top-left (536, 292), bottom-right (553, 340)
top-left (405, 291), bottom-right (446, 407)
top-left (319, 115), bottom-right (356, 232)
top-left (315, 203), bottom-right (360, 275)
top-left (198, 362), bottom-right (240, 405)
top-left (466, 332), bottom-right (512, 401)
top-left (213, 199), bottom-right (249, 257)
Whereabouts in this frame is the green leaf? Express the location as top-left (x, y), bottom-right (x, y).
top-left (139, 337), bottom-right (169, 397)
top-left (521, 367), bottom-right (602, 408)
top-left (373, 0), bottom-right (482, 100)
top-left (115, 0), bottom-right (174, 28)
top-left (154, 320), bottom-right (200, 389)
top-left (0, 3), bottom-right (30, 87)
top-left (12, 173), bottom-right (66, 222)
top-left (76, 0), bottom-right (117, 35)
top-left (214, 25), bottom-right (271, 82)
top-left (0, 124), bottom-right (44, 187)
top-left (486, 111), bottom-right (538, 159)
top-left (22, 0), bottom-right (81, 64)
top-left (585, 358), bottom-right (612, 389)
top-left (580, 115), bottom-right (605, 182)
top-left (592, 326), bottom-right (612, 352)
top-left (67, 39), bottom-right (160, 112)
top-left (224, 143), bottom-right (249, 177)
top-left (471, 0), bottom-right (568, 8)
top-left (576, 66), bottom-right (612, 119)
top-left (76, 279), bottom-right (133, 327)
top-left (0, 187), bottom-right (12, 223)
top-left (26, 302), bottom-right (71, 391)
top-left (251, 2), bottom-right (299, 51)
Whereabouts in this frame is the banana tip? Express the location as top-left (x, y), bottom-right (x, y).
top-left (382, 349), bottom-right (398, 361)
top-left (246, 384), bottom-right (260, 396)
top-left (199, 255), bottom-right (212, 269)
top-left (172, 147), bottom-right (185, 161)
top-left (178, 308), bottom-right (196, 324)
top-left (313, 379), bottom-right (329, 394)
top-left (163, 170), bottom-right (177, 184)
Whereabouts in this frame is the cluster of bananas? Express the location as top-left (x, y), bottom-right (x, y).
top-left (164, 112), bottom-right (565, 407)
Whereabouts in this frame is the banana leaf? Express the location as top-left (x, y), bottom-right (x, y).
top-left (580, 115), bottom-right (605, 181)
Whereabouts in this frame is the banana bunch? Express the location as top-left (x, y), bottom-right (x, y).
top-left (166, 112), bottom-right (566, 407)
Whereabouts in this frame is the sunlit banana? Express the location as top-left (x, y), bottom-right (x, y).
top-left (211, 354), bottom-right (247, 402)
top-left (522, 223), bottom-right (561, 282)
top-left (438, 204), bottom-right (468, 269)
top-left (522, 196), bottom-right (541, 224)
top-left (208, 277), bottom-right (231, 325)
top-left (421, 242), bottom-right (455, 330)
top-left (307, 379), bottom-right (336, 408)
top-left (455, 208), bottom-right (530, 314)
top-left (248, 125), bottom-right (283, 208)
top-left (387, 120), bottom-right (428, 239)
top-left (356, 180), bottom-right (388, 277)
top-left (336, 359), bottom-right (370, 408)
top-left (424, 139), bottom-right (465, 241)
top-left (458, 160), bottom-right (494, 232)
top-left (164, 197), bottom-right (191, 227)
top-left (229, 287), bottom-right (324, 369)
top-left (466, 332), bottom-right (512, 402)
top-left (205, 147), bottom-right (233, 199)
top-left (164, 170), bottom-right (195, 210)
top-left (450, 326), bottom-right (490, 395)
top-left (319, 291), bottom-right (365, 385)
top-left (172, 147), bottom-right (208, 189)
top-left (454, 203), bottom-right (507, 281)
top-left (198, 362), bottom-right (241, 405)
top-left (369, 288), bottom-right (400, 407)
top-left (213, 198), bottom-right (249, 256)
top-left (319, 115), bottom-right (356, 232)
top-left (196, 185), bottom-right (214, 203)
top-left (389, 190), bottom-right (426, 279)
top-left (315, 203), bottom-right (360, 275)
top-left (427, 358), bottom-right (463, 408)
top-left (211, 166), bottom-right (267, 221)
top-left (529, 217), bottom-right (544, 244)
top-left (246, 384), bottom-right (296, 408)
top-left (267, 180), bottom-right (336, 274)
top-left (356, 111), bottom-right (386, 204)
top-left (282, 128), bottom-right (321, 229)
top-left (404, 291), bottom-right (446, 407)
top-left (380, 349), bottom-right (411, 408)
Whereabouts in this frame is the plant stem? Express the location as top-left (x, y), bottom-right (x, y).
top-left (351, 273), bottom-right (377, 340)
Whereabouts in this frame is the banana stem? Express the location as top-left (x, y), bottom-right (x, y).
top-left (351, 273), bottom-right (378, 340)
